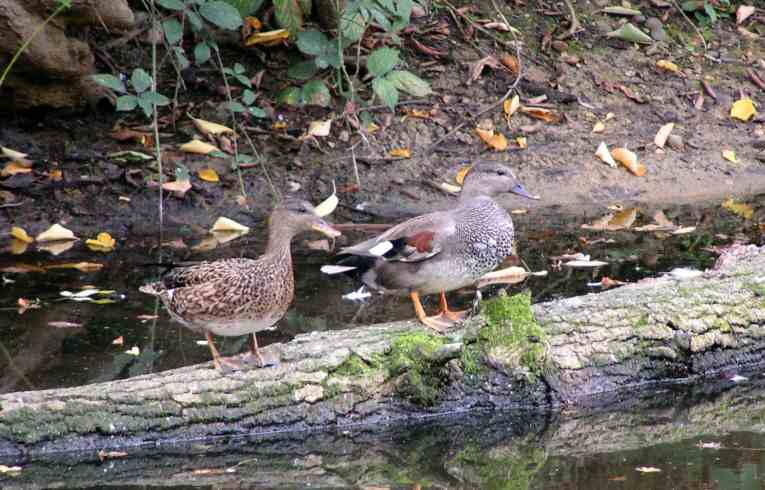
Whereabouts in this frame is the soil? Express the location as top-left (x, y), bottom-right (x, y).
top-left (0, 1), bottom-right (764, 241)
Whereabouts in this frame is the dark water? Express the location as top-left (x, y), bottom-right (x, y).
top-left (1, 196), bottom-right (763, 488)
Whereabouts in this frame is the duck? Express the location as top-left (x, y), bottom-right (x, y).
top-left (140, 199), bottom-right (341, 372)
top-left (321, 163), bottom-right (537, 332)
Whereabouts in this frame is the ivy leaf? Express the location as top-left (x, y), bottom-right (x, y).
top-left (340, 11), bottom-right (366, 43)
top-left (199, 1), bottom-right (243, 30)
top-left (116, 95), bottom-right (138, 111)
top-left (288, 60), bottom-right (318, 80)
top-left (157, 0), bottom-right (185, 10)
top-left (187, 10), bottom-right (204, 31)
top-left (386, 70), bottom-right (432, 96)
top-left (242, 89), bottom-right (256, 105)
top-left (141, 91), bottom-right (171, 106)
top-left (367, 47), bottom-right (399, 77)
top-left (234, 63), bottom-right (246, 74)
top-left (130, 68), bottom-right (153, 93)
top-left (703, 2), bottom-right (717, 21)
top-left (249, 106), bottom-right (267, 118)
top-left (372, 77), bottom-right (399, 109)
top-left (235, 74), bottom-right (252, 87)
top-left (395, 0), bottom-right (412, 20)
top-left (274, 0), bottom-right (304, 37)
top-left (278, 87), bottom-right (301, 106)
top-left (92, 74), bottom-right (126, 93)
top-left (296, 30), bottom-right (328, 56)
top-left (225, 101), bottom-right (247, 113)
top-left (137, 96), bottom-right (154, 118)
top-left (194, 41), bottom-right (211, 64)
top-left (173, 47), bottom-right (190, 70)
top-left (301, 80), bottom-right (331, 107)
top-left (162, 18), bottom-right (184, 44)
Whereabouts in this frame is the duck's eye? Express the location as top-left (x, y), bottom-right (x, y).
top-left (496, 169), bottom-right (507, 175)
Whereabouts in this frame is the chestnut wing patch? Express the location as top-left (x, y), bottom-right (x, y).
top-left (407, 231), bottom-right (436, 253)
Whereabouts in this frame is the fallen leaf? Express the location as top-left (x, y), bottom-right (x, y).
top-left (136, 314), bottom-right (159, 321)
top-left (656, 60), bottom-right (680, 74)
top-left (98, 450), bottom-right (128, 461)
top-left (210, 217), bottom-right (250, 233)
top-left (211, 230), bottom-right (247, 244)
top-left (112, 336), bottom-right (124, 345)
top-left (49, 169), bottom-right (63, 182)
top-left (191, 117), bottom-right (234, 136)
top-left (10, 239), bottom-right (28, 255)
top-left (162, 180), bottom-right (192, 197)
top-left (245, 28), bottom-right (290, 46)
top-left (0, 264), bottom-right (45, 273)
top-left (48, 321), bottom-right (83, 328)
top-left (0, 464), bottom-right (22, 474)
top-left (503, 95), bottom-right (520, 117)
top-left (10, 226), bottom-right (33, 243)
top-left (1, 146), bottom-right (30, 163)
top-left (110, 128), bottom-right (151, 144)
top-left (468, 55), bottom-right (502, 84)
top-left (46, 262), bottom-right (104, 272)
top-left (180, 140), bottom-right (220, 155)
top-left (564, 259), bottom-right (609, 268)
top-left (314, 182), bottom-right (339, 217)
top-left (126, 346), bottom-right (140, 356)
top-left (455, 165), bottom-right (473, 185)
top-left (476, 128), bottom-right (508, 150)
top-left (520, 107), bottom-right (562, 124)
top-left (390, 148), bottom-right (412, 158)
top-left (307, 120), bottom-right (332, 137)
top-left (86, 232), bottom-right (116, 252)
top-left (722, 149), bottom-right (737, 163)
top-left (722, 197), bottom-right (753, 219)
top-left (305, 239), bottom-right (331, 251)
top-left (592, 121), bottom-right (605, 133)
top-left (17, 297), bottom-right (40, 314)
top-left (611, 147), bottom-right (647, 176)
top-left (475, 266), bottom-right (532, 288)
top-left (697, 441), bottom-right (722, 449)
top-left (198, 167), bottom-right (220, 182)
top-left (654, 123), bottom-right (674, 148)
top-left (606, 207), bottom-right (639, 230)
top-left (1, 161), bottom-right (33, 177)
top-left (37, 240), bottom-right (76, 256)
top-left (737, 5), bottom-right (755, 24)
top-left (36, 224), bottom-right (77, 242)
top-left (499, 53), bottom-right (520, 75)
top-left (635, 467), bottom-right (662, 473)
top-left (483, 21), bottom-right (511, 31)
top-left (516, 137), bottom-right (528, 149)
top-left (439, 182), bottom-right (462, 194)
top-left (595, 142), bottom-right (617, 168)
top-left (731, 98), bottom-right (757, 121)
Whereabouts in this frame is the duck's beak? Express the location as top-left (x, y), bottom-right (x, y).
top-left (510, 183), bottom-right (540, 200)
top-left (312, 219), bottom-right (342, 238)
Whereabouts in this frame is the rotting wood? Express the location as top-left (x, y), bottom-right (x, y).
top-left (0, 245), bottom-right (763, 459)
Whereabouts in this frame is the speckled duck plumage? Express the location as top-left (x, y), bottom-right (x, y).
top-left (140, 199), bottom-right (340, 371)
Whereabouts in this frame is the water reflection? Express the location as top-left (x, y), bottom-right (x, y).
top-left (0, 197), bottom-right (762, 394)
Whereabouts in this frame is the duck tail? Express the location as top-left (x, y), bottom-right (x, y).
top-left (320, 254), bottom-right (377, 277)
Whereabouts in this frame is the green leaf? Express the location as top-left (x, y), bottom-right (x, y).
top-left (187, 10), bottom-right (204, 31)
top-left (704, 2), bottom-right (717, 21)
top-left (242, 89), bottom-right (256, 105)
top-left (115, 94), bottom-right (138, 111)
top-left (225, 101), bottom-right (247, 112)
top-left (370, 8), bottom-right (392, 31)
top-left (91, 74), bottom-right (126, 93)
top-left (235, 74), bottom-right (252, 87)
top-left (372, 77), bottom-right (398, 109)
top-left (301, 79), bottom-right (331, 107)
top-left (137, 96), bottom-right (154, 118)
top-left (377, 0), bottom-right (395, 13)
top-left (274, 0), bottom-right (304, 37)
top-left (340, 11), bottom-right (366, 43)
top-left (141, 91), bottom-right (171, 106)
top-left (234, 62), bottom-right (246, 74)
top-left (386, 70), bottom-right (431, 96)
top-left (157, 0), bottom-right (185, 10)
top-left (199, 1), bottom-right (243, 30)
top-left (681, 0), bottom-right (703, 10)
top-left (174, 47), bottom-right (190, 70)
top-left (278, 87), bottom-right (301, 106)
top-left (367, 47), bottom-right (399, 77)
top-left (298, 0), bottom-right (312, 17)
top-left (395, 0), bottom-right (412, 19)
top-left (194, 41), bottom-right (211, 64)
top-left (288, 60), bottom-right (318, 80)
top-left (249, 106), bottom-right (267, 118)
top-left (162, 18), bottom-right (184, 44)
top-left (296, 30), bottom-right (328, 56)
top-left (175, 163), bottom-right (191, 181)
top-left (130, 69), bottom-right (153, 93)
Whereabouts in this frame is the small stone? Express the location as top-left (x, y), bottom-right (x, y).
top-left (667, 134), bottom-right (684, 150)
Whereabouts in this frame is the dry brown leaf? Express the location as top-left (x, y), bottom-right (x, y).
top-left (390, 148), bottom-right (412, 158)
top-left (455, 165), bottom-right (473, 185)
top-left (654, 123), bottom-right (674, 148)
top-left (516, 137), bottom-right (528, 149)
top-left (503, 95), bottom-right (520, 117)
top-left (37, 240), bottom-right (75, 256)
top-left (1, 161), bottom-right (33, 177)
top-left (606, 207), bottom-right (638, 230)
top-left (499, 53), bottom-right (519, 75)
top-left (611, 148), bottom-right (647, 176)
top-left (520, 107), bottom-right (562, 124)
top-left (722, 149), bottom-right (737, 163)
top-left (475, 266), bottom-right (532, 288)
top-left (36, 224), bottom-right (77, 242)
top-left (198, 168), bottom-right (220, 182)
top-left (98, 450), bottom-right (128, 461)
top-left (468, 55), bottom-right (502, 84)
top-left (656, 60), bottom-right (680, 74)
top-left (592, 121), bottom-right (605, 133)
top-left (10, 239), bottom-right (28, 255)
top-left (475, 128), bottom-right (508, 150)
top-left (737, 5), bottom-right (755, 24)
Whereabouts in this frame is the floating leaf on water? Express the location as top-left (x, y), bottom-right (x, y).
top-left (722, 149), bottom-right (737, 163)
top-left (595, 142), bottom-right (617, 167)
top-left (730, 98), bottom-right (757, 122)
top-left (180, 139), bottom-right (220, 155)
top-left (611, 147), bottom-right (647, 176)
top-left (46, 262), bottom-right (104, 272)
top-left (1, 161), bottom-right (33, 177)
top-left (721, 197), bottom-right (753, 219)
top-left (389, 148), bottom-right (412, 158)
top-left (314, 181), bottom-right (338, 217)
top-left (475, 127), bottom-right (508, 150)
top-left (635, 466), bottom-right (662, 473)
top-left (37, 240), bottom-right (75, 256)
top-left (10, 226), bottom-right (33, 244)
top-left (191, 116), bottom-right (234, 136)
top-left (198, 167), bottom-right (220, 182)
top-left (9, 239), bottom-right (28, 255)
top-left (36, 224), bottom-right (77, 242)
top-left (654, 123), bottom-right (674, 148)
top-left (48, 321), bottom-right (83, 329)
top-left (210, 217), bottom-right (250, 233)
top-left (86, 232), bottom-right (116, 253)
top-left (307, 120), bottom-right (332, 137)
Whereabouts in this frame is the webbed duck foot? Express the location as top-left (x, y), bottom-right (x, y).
top-left (239, 334), bottom-right (280, 368)
top-left (410, 291), bottom-right (469, 334)
top-left (213, 355), bottom-right (245, 374)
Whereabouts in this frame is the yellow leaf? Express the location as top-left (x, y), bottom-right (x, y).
top-left (245, 28), bottom-right (290, 46)
top-left (1, 161), bottom-right (32, 177)
top-left (722, 197), bottom-right (753, 219)
top-left (722, 149), bottom-right (737, 163)
top-left (10, 239), bottom-right (28, 255)
top-left (731, 98), bottom-right (757, 122)
top-left (520, 107), bottom-right (562, 124)
top-left (367, 122), bottom-right (380, 134)
top-left (611, 147), bottom-right (647, 176)
top-left (10, 226), bottom-right (33, 243)
top-left (273, 121), bottom-right (288, 130)
top-left (656, 60), bottom-right (680, 73)
top-left (36, 224), bottom-right (77, 242)
top-left (592, 121), bottom-right (605, 133)
top-left (244, 16), bottom-right (263, 31)
top-left (607, 207), bottom-right (638, 230)
top-left (210, 217), bottom-right (250, 233)
top-left (390, 148), bottom-right (412, 158)
top-left (86, 232), bottom-right (116, 253)
top-left (49, 169), bottom-right (63, 181)
top-left (307, 120), bottom-right (332, 137)
top-left (455, 165), bottom-right (473, 185)
top-left (314, 182), bottom-right (338, 217)
top-left (475, 128), bottom-right (508, 151)
top-left (516, 136), bottom-right (528, 149)
top-left (180, 139), bottom-right (220, 155)
top-left (198, 167), bottom-right (220, 182)
top-left (46, 262), bottom-right (104, 272)
top-left (503, 95), bottom-right (520, 117)
top-left (191, 117), bottom-right (234, 136)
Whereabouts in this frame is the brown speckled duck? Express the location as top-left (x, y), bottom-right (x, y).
top-left (140, 200), bottom-right (341, 372)
top-left (322, 163), bottom-right (537, 332)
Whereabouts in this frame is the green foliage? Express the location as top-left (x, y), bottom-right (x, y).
top-left (224, 64), bottom-right (267, 117)
top-left (682, 0), bottom-right (732, 24)
top-left (93, 69), bottom-right (170, 118)
top-left (224, 0), bottom-right (266, 16)
top-left (274, 0), bottom-right (304, 36)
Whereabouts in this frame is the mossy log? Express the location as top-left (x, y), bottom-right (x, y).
top-left (1, 245), bottom-right (764, 460)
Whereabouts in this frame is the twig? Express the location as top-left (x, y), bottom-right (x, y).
top-left (351, 146), bottom-right (361, 190)
top-left (748, 69), bottom-right (765, 92)
top-left (669, 0), bottom-right (707, 53)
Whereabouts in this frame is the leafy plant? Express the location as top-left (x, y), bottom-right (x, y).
top-left (92, 69), bottom-right (170, 118)
top-left (681, 0), bottom-right (732, 24)
top-left (223, 63), bottom-right (267, 117)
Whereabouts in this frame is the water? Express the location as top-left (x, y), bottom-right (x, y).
top-left (0, 197), bottom-right (763, 488)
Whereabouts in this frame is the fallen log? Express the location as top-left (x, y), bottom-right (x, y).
top-left (1, 245), bottom-right (764, 460)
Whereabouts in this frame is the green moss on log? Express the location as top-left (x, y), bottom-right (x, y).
top-left (386, 331), bottom-right (448, 406)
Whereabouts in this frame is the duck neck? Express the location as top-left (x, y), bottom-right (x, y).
top-left (458, 184), bottom-right (488, 204)
top-left (265, 223), bottom-right (296, 257)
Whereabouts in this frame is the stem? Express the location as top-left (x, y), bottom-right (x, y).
top-left (149, 1), bottom-right (164, 234)
top-left (0, 0), bottom-right (72, 89)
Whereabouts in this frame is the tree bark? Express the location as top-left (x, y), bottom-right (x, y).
top-left (1, 245), bottom-right (764, 460)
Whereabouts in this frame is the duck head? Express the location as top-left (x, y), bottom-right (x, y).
top-left (271, 199), bottom-right (341, 239)
top-left (459, 162), bottom-right (539, 201)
